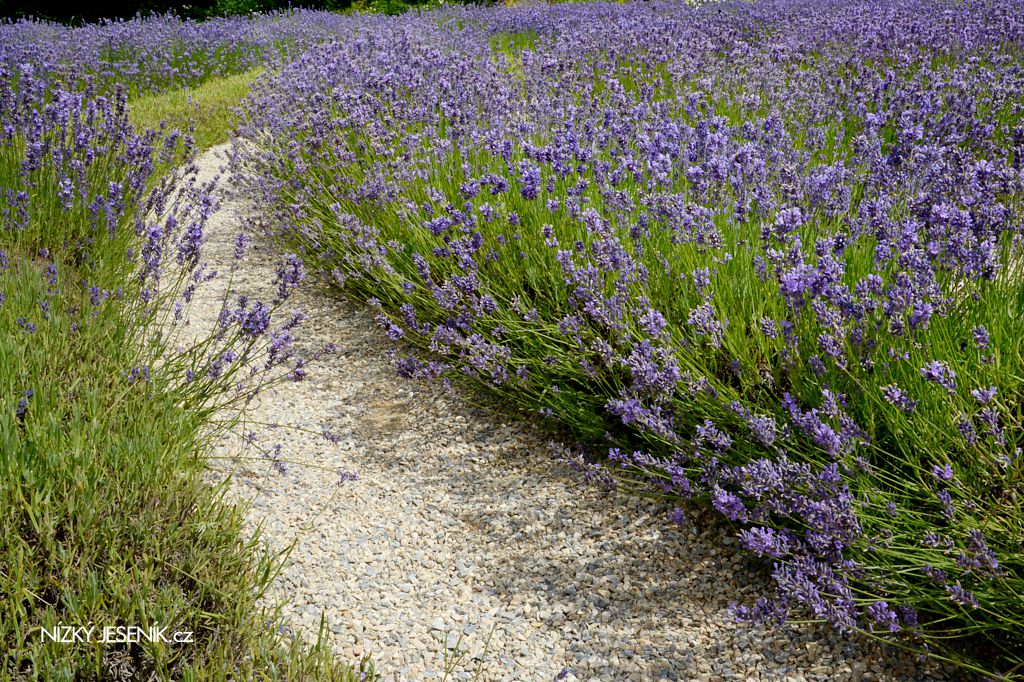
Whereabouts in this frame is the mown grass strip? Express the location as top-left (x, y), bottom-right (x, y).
top-left (128, 68), bottom-right (263, 150)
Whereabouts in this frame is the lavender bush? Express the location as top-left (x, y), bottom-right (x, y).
top-left (0, 27), bottom-right (369, 676)
top-left (235, 0), bottom-right (1024, 677)
top-left (0, 9), bottom-right (380, 101)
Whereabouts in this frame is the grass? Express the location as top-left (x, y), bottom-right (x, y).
top-left (128, 69), bottom-right (263, 149)
top-left (1, 71), bottom-right (370, 680)
top-left (0, 283), bottom-right (363, 678)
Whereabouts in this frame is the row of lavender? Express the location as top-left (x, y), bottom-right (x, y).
top-left (0, 8), bottom-right (340, 366)
top-left (0, 11), bottom-right (354, 677)
top-left (0, 8), bottom-right (382, 100)
top-left (235, 0), bottom-right (1024, 677)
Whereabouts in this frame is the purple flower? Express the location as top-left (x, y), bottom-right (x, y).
top-left (867, 601), bottom-right (900, 633)
top-left (695, 419), bottom-right (732, 453)
top-left (481, 173), bottom-right (509, 195)
top-left (290, 358), bottom-right (306, 381)
top-left (932, 463), bottom-right (954, 481)
top-left (712, 486), bottom-right (748, 522)
top-left (759, 317), bottom-right (779, 338)
top-left (731, 402), bottom-right (779, 446)
top-left (15, 389), bottom-right (33, 422)
top-left (638, 307), bottom-right (668, 337)
top-left (234, 232), bottom-right (251, 260)
top-left (177, 221), bottom-right (204, 265)
top-left (731, 597), bottom-right (788, 627)
top-left (946, 583), bottom-right (980, 608)
top-left (739, 527), bottom-right (790, 559)
top-left (970, 386), bottom-right (997, 404)
top-left (274, 253), bottom-right (305, 301)
top-left (127, 366), bottom-right (151, 384)
top-left (763, 206), bottom-right (804, 243)
top-left (616, 341), bottom-right (680, 401)
top-left (692, 267), bottom-right (711, 294)
top-left (966, 529), bottom-right (1001, 576)
top-left (972, 325), bottom-right (990, 350)
top-left (206, 352), bottom-right (236, 380)
top-left (936, 489), bottom-right (955, 521)
top-left (459, 179), bottom-right (479, 200)
top-left (240, 302), bottom-right (271, 339)
top-left (267, 328), bottom-right (295, 368)
top-left (269, 444), bottom-right (287, 475)
top-left (920, 360), bottom-right (956, 393)
top-left (519, 163), bottom-right (541, 200)
top-left (898, 606), bottom-right (919, 628)
top-left (957, 418), bottom-right (978, 445)
top-left (337, 470), bottom-right (360, 485)
top-left (687, 302), bottom-right (725, 348)
top-left (375, 313), bottom-right (405, 340)
top-left (782, 392), bottom-right (846, 458)
top-left (923, 563), bottom-right (948, 585)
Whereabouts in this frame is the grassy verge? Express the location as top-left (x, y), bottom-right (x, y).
top-left (1, 74), bottom-right (368, 680)
top-left (129, 69), bottom-right (263, 149)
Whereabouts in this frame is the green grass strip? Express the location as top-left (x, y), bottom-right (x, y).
top-left (129, 69), bottom-right (263, 150)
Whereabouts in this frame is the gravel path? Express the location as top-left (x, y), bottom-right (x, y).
top-left (182, 143), bottom-right (947, 682)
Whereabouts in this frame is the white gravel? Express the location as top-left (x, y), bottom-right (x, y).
top-left (178, 143), bottom-right (949, 682)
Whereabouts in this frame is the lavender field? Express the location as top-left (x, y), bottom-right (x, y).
top-left (4, 0), bottom-right (1024, 679)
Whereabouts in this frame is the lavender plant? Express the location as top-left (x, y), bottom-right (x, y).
top-left (235, 0), bottom-right (1024, 677)
top-left (0, 52), bottom-right (365, 680)
top-left (0, 9), bottom-right (389, 102)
